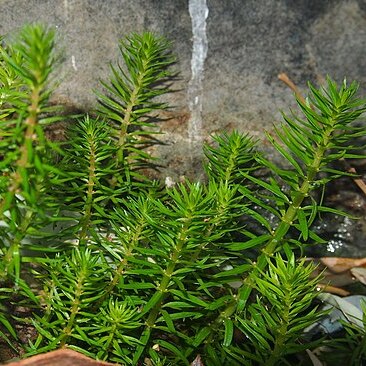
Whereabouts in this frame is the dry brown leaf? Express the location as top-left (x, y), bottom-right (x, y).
top-left (347, 167), bottom-right (366, 197)
top-left (316, 283), bottom-right (350, 297)
top-left (306, 349), bottom-right (324, 366)
top-left (308, 258), bottom-right (355, 288)
top-left (190, 354), bottom-right (205, 366)
top-left (351, 267), bottom-right (366, 285)
top-left (3, 349), bottom-right (119, 366)
top-left (320, 257), bottom-right (366, 273)
top-left (278, 73), bottom-right (306, 104)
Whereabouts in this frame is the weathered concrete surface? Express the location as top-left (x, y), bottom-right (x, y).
top-left (0, 0), bottom-right (366, 180)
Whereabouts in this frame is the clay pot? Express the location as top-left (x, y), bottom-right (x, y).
top-left (2, 349), bottom-right (118, 366)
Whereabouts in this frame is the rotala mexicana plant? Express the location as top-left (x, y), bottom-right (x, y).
top-left (1, 23), bottom-right (366, 366)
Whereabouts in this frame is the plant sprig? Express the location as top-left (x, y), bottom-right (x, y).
top-left (96, 32), bottom-right (176, 188)
top-left (1, 24), bottom-right (366, 366)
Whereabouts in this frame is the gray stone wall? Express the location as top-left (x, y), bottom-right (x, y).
top-left (1, 0), bottom-right (366, 180)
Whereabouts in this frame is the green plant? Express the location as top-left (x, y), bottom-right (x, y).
top-left (320, 299), bottom-right (366, 365)
top-left (0, 23), bottom-right (366, 366)
top-left (0, 24), bottom-right (60, 283)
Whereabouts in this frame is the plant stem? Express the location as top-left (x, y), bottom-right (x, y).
top-left (216, 116), bottom-right (336, 322)
top-left (94, 214), bottom-right (147, 309)
top-left (237, 128), bottom-right (332, 311)
top-left (133, 219), bottom-right (191, 364)
top-left (2, 84), bottom-right (42, 282)
top-left (145, 223), bottom-right (189, 327)
top-left (0, 86), bottom-right (41, 217)
top-left (117, 61), bottom-right (146, 166)
top-left (266, 291), bottom-right (291, 366)
top-left (3, 210), bottom-right (33, 285)
top-left (59, 266), bottom-right (87, 348)
top-left (79, 132), bottom-right (97, 243)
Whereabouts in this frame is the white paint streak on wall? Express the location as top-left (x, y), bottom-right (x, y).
top-left (187, 0), bottom-right (209, 142)
top-left (71, 55), bottom-right (77, 71)
top-left (63, 0), bottom-right (69, 19)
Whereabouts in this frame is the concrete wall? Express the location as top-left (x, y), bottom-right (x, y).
top-left (1, 0), bottom-right (366, 180)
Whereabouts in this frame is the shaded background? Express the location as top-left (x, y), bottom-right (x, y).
top-left (0, 0), bottom-right (365, 181)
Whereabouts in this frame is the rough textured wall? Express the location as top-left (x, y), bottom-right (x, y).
top-left (0, 0), bottom-right (366, 180)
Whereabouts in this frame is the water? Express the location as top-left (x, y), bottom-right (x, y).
top-left (241, 176), bottom-right (366, 258)
top-left (187, 0), bottom-right (209, 143)
top-left (307, 177), bottom-right (366, 258)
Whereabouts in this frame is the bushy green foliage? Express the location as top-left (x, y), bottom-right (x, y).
top-left (0, 24), bottom-right (366, 365)
top-left (320, 300), bottom-right (366, 365)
